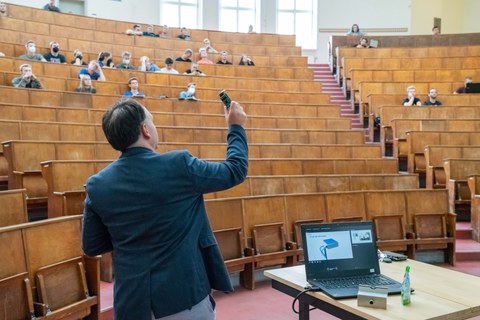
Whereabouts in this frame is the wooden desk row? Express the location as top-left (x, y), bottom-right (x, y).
top-left (375, 105), bottom-right (480, 144)
top-left (0, 215), bottom-right (100, 319)
top-left (0, 16), bottom-right (301, 58)
top-left (0, 73), bottom-right (330, 105)
top-left (6, 3), bottom-right (296, 47)
top-left (205, 189), bottom-right (456, 264)
top-left (330, 35), bottom-right (480, 73)
top-left (340, 56), bottom-right (480, 89)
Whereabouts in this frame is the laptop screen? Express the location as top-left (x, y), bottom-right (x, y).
top-left (466, 83), bottom-right (480, 93)
top-left (302, 221), bottom-right (380, 280)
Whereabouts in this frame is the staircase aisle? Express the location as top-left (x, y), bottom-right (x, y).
top-left (309, 63), bottom-right (364, 131)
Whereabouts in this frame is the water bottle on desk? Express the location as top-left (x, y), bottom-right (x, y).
top-left (401, 265), bottom-right (411, 305)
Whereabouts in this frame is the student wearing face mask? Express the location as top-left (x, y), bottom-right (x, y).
top-left (115, 51), bottom-right (135, 70)
top-left (44, 41), bottom-right (66, 63)
top-left (71, 49), bottom-right (87, 66)
top-left (179, 82), bottom-right (198, 101)
top-left (19, 40), bottom-right (47, 62)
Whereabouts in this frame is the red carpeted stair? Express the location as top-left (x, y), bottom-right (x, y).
top-left (309, 63), bottom-right (365, 132)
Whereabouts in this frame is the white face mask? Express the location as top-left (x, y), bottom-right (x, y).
top-left (187, 87), bottom-right (195, 95)
top-left (28, 46), bottom-right (36, 54)
top-left (123, 59), bottom-right (130, 65)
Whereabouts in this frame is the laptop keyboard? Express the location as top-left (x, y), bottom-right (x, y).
top-left (315, 275), bottom-right (397, 289)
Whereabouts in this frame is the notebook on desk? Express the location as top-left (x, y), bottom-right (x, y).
top-left (301, 221), bottom-right (403, 299)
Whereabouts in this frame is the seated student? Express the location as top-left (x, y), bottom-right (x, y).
top-left (143, 24), bottom-right (159, 37)
top-left (176, 49), bottom-right (193, 63)
top-left (44, 41), bottom-right (66, 64)
top-left (247, 25), bottom-right (255, 33)
top-left (197, 48), bottom-right (214, 65)
top-left (97, 51), bottom-right (112, 68)
top-left (178, 82), bottom-right (198, 100)
top-left (0, 1), bottom-right (9, 17)
top-left (202, 38), bottom-right (218, 53)
top-left (139, 56), bottom-right (161, 72)
top-left (78, 60), bottom-right (106, 81)
top-left (353, 37), bottom-right (370, 48)
top-left (75, 74), bottom-right (96, 93)
top-left (239, 54), bottom-right (255, 66)
top-left (424, 88), bottom-right (442, 106)
top-left (403, 85), bottom-right (422, 106)
top-left (346, 24), bottom-right (366, 36)
top-left (125, 24), bottom-right (143, 36)
top-left (71, 49), bottom-right (87, 66)
top-left (19, 40), bottom-right (47, 62)
top-left (115, 51), bottom-right (135, 70)
top-left (454, 77), bottom-right (473, 94)
top-left (159, 57), bottom-right (179, 74)
top-left (177, 27), bottom-right (191, 40)
top-left (123, 77), bottom-right (145, 97)
top-left (432, 26), bottom-right (441, 35)
top-left (217, 51), bottom-right (232, 65)
top-left (184, 63), bottom-right (205, 76)
top-left (0, 52), bottom-right (4, 57)
top-left (12, 64), bottom-right (43, 89)
top-left (43, 0), bottom-right (60, 12)
top-left (159, 25), bottom-right (169, 38)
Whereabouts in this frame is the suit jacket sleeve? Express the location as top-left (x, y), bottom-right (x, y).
top-left (82, 195), bottom-right (113, 256)
top-left (184, 124), bottom-right (248, 194)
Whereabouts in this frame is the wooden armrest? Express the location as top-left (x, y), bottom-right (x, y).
top-left (244, 247), bottom-right (255, 256)
top-left (34, 302), bottom-right (49, 316)
top-left (286, 241), bottom-right (298, 250)
top-left (53, 190), bottom-right (86, 196)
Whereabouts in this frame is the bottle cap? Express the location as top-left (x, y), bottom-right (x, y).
top-left (406, 266), bottom-right (410, 272)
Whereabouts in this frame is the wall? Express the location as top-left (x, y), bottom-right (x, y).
top-left (463, 0), bottom-right (480, 32)
top-left (411, 0), bottom-right (464, 35)
top-left (315, 0), bottom-right (411, 63)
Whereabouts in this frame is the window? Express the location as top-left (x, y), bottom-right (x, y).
top-left (160, 0), bottom-right (201, 29)
top-left (276, 0), bottom-right (317, 49)
top-left (219, 0), bottom-right (260, 33)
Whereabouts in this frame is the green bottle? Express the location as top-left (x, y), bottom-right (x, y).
top-left (401, 265), bottom-right (411, 305)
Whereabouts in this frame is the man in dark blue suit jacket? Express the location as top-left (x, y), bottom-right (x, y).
top-left (82, 98), bottom-right (248, 319)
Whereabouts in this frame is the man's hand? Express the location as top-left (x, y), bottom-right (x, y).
top-left (225, 101), bottom-right (247, 127)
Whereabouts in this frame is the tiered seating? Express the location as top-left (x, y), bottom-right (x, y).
top-left (0, 4), bottom-right (465, 295)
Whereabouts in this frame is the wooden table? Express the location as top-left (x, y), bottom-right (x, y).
top-left (264, 260), bottom-right (480, 320)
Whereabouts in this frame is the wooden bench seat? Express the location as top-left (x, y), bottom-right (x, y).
top-left (332, 40), bottom-right (480, 75)
top-left (1, 70), bottom-right (330, 105)
top-left (406, 131), bottom-right (480, 175)
top-left (206, 173), bottom-right (419, 199)
top-left (0, 57), bottom-right (318, 92)
top-left (0, 100), bottom-right (344, 121)
top-left (350, 68), bottom-right (480, 107)
top-left (2, 140), bottom-right (119, 208)
top-left (376, 106), bottom-right (480, 147)
top-left (424, 145), bottom-right (480, 189)
top-left (444, 159), bottom-right (480, 216)
top-left (358, 81), bottom-right (462, 117)
top-left (368, 93), bottom-right (480, 123)
top-left (0, 189), bottom-right (28, 227)
top-left (467, 175), bottom-right (480, 241)
top-left (0, 215), bottom-right (100, 319)
top-left (389, 119), bottom-right (480, 159)
top-left (341, 56), bottom-right (480, 90)
top-left (205, 189), bottom-right (455, 265)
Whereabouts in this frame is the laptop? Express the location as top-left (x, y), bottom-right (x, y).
top-left (301, 221), bottom-right (403, 299)
top-left (369, 39), bottom-right (379, 48)
top-left (466, 83), bottom-right (480, 93)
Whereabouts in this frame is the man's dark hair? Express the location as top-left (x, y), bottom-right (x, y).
top-left (165, 57), bottom-right (174, 65)
top-left (102, 99), bottom-right (146, 152)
